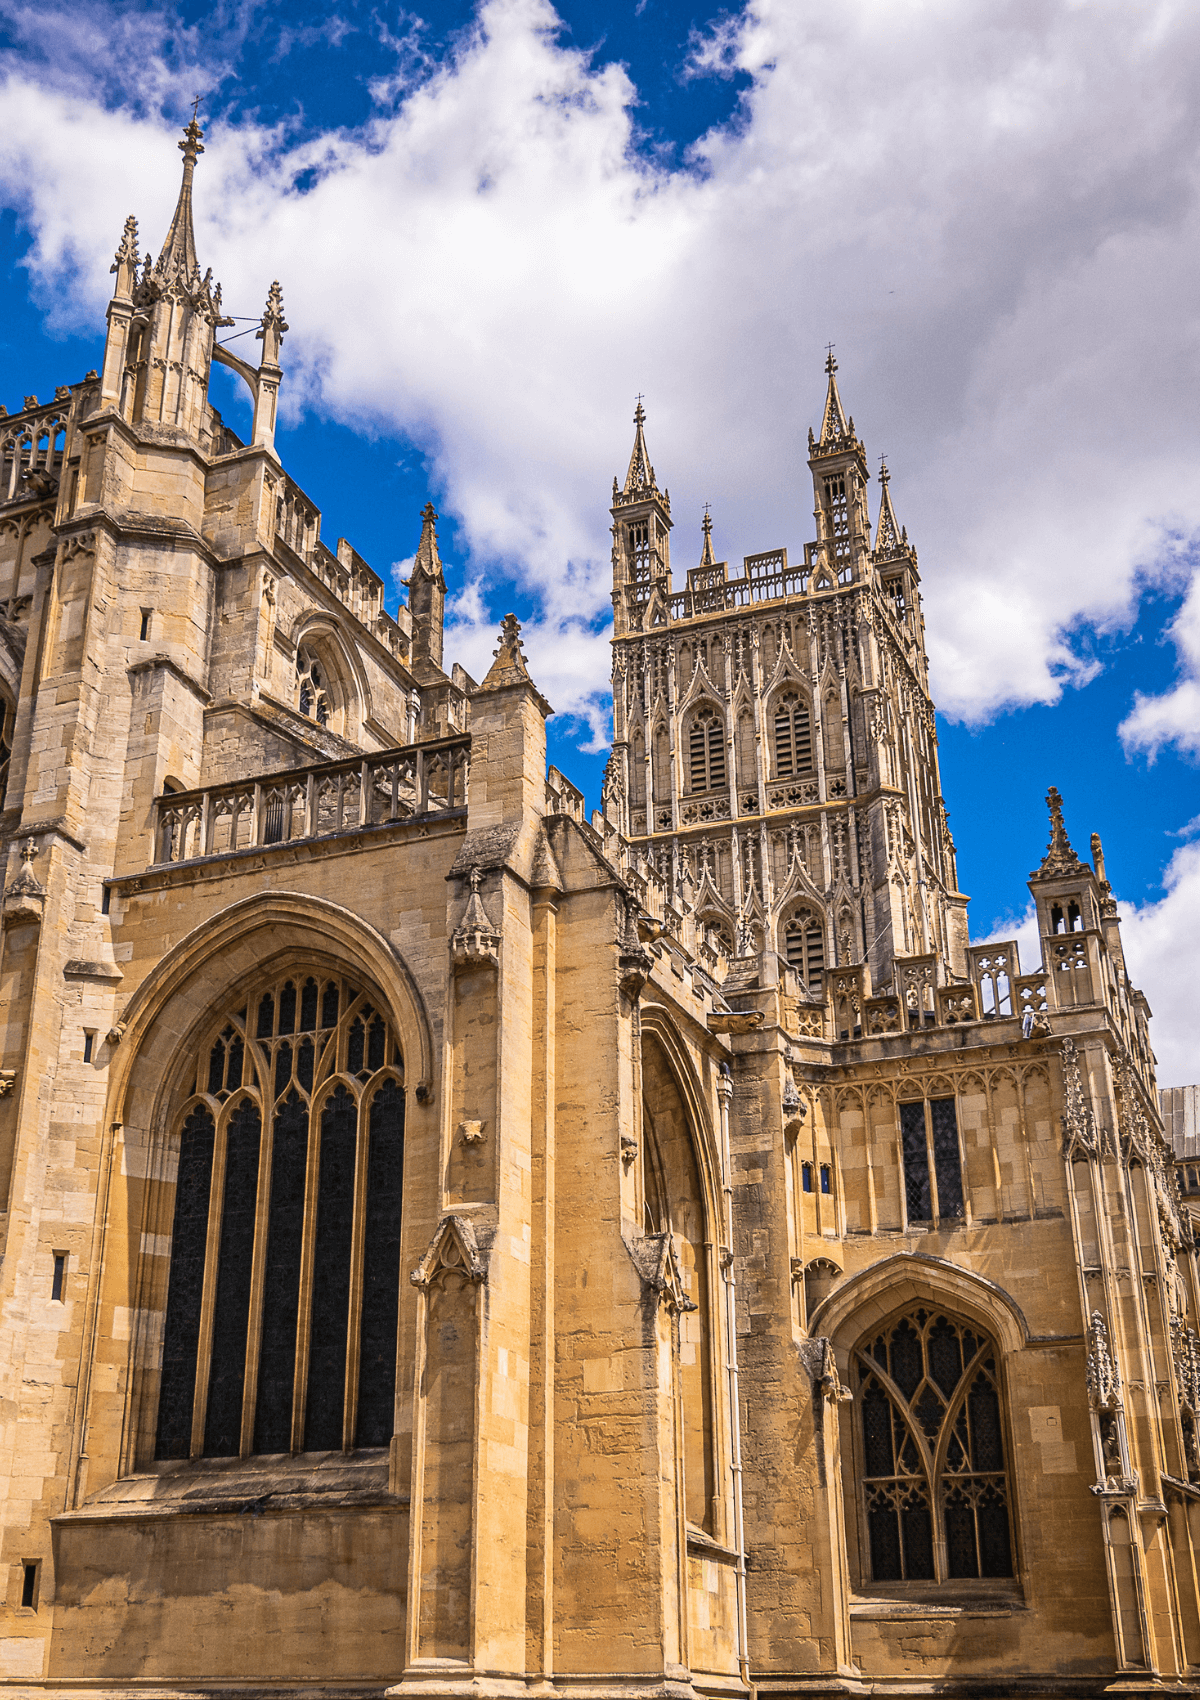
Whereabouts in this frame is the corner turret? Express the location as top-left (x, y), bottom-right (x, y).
top-left (610, 400), bottom-right (673, 635)
top-left (408, 501), bottom-right (447, 675)
top-left (807, 351), bottom-right (871, 587)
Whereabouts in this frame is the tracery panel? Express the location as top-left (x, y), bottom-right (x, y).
top-left (854, 1307), bottom-right (1014, 1584)
top-left (154, 972), bottom-right (405, 1462)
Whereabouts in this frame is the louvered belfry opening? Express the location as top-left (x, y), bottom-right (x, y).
top-left (155, 972), bottom-right (405, 1461)
top-left (784, 908), bottom-right (825, 996)
top-left (688, 705), bottom-right (725, 793)
top-left (772, 691), bottom-right (813, 779)
top-left (855, 1308), bottom-right (1014, 1584)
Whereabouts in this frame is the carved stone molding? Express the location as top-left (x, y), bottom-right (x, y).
top-left (410, 1214), bottom-right (488, 1289)
top-left (451, 866), bottom-right (501, 971)
top-left (624, 1231), bottom-right (697, 1316)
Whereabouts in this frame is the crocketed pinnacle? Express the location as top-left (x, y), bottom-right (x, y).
top-left (623, 400), bottom-right (656, 497)
top-left (817, 348), bottom-right (851, 448)
top-left (156, 116), bottom-right (205, 291)
top-left (481, 613), bottom-right (533, 691)
top-left (699, 506), bottom-right (716, 567)
top-left (1032, 786), bottom-right (1089, 880)
top-left (139, 115), bottom-right (229, 325)
top-left (874, 457), bottom-right (904, 555)
top-left (412, 501), bottom-right (446, 589)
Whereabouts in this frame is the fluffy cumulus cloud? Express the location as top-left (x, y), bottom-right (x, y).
top-left (3, 0), bottom-right (1200, 735)
top-left (1120, 568), bottom-right (1200, 761)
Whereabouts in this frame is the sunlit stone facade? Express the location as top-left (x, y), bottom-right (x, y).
top-left (0, 121), bottom-right (1194, 1700)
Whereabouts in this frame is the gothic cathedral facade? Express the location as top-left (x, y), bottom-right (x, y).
top-left (0, 122), bottom-right (1193, 1699)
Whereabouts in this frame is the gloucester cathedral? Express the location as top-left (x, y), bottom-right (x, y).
top-left (0, 117), bottom-right (1193, 1699)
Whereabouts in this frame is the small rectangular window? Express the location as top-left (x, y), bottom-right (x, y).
top-left (51, 1254), bottom-right (66, 1302)
top-left (21, 1563), bottom-right (37, 1609)
top-left (900, 1101), bottom-right (932, 1222)
top-left (820, 1163), bottom-right (832, 1195)
top-left (82, 1031), bottom-right (94, 1064)
top-left (139, 608), bottom-right (151, 641)
top-left (101, 884), bottom-right (111, 916)
top-left (801, 1161), bottom-right (813, 1193)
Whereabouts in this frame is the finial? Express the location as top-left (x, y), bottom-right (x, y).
top-left (878, 454), bottom-right (889, 486)
top-left (1032, 785), bottom-right (1088, 880)
top-left (179, 108), bottom-right (205, 167)
top-left (497, 612), bottom-right (523, 656)
top-left (421, 500), bottom-right (437, 526)
top-left (634, 393), bottom-right (645, 425)
top-left (699, 505), bottom-right (716, 568)
top-left (825, 343), bottom-right (837, 375)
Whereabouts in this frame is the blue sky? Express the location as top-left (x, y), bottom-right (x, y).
top-left (1, 0), bottom-right (1198, 1082)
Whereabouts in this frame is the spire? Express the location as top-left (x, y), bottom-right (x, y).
top-left (1032, 787), bottom-right (1089, 880)
top-left (620, 397), bottom-right (664, 502)
top-left (412, 501), bottom-right (447, 589)
top-left (874, 456), bottom-right (905, 555)
top-left (699, 505), bottom-right (716, 567)
top-left (155, 114), bottom-right (204, 292)
top-left (815, 347), bottom-right (852, 450)
top-left (139, 113), bottom-right (228, 325)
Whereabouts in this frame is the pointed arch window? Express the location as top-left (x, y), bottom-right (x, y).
top-left (296, 646), bottom-right (330, 727)
top-left (688, 705), bottom-right (726, 793)
top-left (154, 972), bottom-right (405, 1462)
top-left (784, 907), bottom-right (825, 995)
top-left (854, 1308), bottom-right (1014, 1583)
top-left (772, 692), bottom-right (813, 780)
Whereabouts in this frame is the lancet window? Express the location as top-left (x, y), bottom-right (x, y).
top-left (296, 647), bottom-right (330, 727)
top-left (783, 907), bottom-right (825, 995)
top-left (824, 474), bottom-right (853, 583)
top-left (688, 705), bottom-right (726, 793)
top-left (155, 972), bottom-right (405, 1462)
top-left (854, 1308), bottom-right (1014, 1583)
top-left (899, 1097), bottom-right (964, 1225)
top-left (628, 520), bottom-right (651, 585)
top-left (772, 692), bottom-right (813, 779)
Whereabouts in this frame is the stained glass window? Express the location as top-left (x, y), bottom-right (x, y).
top-left (855, 1308), bottom-right (1013, 1583)
top-left (154, 973), bottom-right (405, 1462)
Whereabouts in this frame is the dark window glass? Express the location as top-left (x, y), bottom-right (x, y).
top-left (820, 1163), bottom-right (832, 1195)
top-left (347, 1017), bottom-right (365, 1076)
top-left (855, 1308), bottom-right (1013, 1584)
top-left (257, 993), bottom-right (274, 1039)
top-left (899, 1102), bottom-right (931, 1221)
top-left (356, 1081), bottom-right (406, 1446)
top-left (204, 1099), bottom-right (262, 1455)
top-left (254, 1091), bottom-right (309, 1453)
top-left (279, 981), bottom-right (297, 1034)
top-left (207, 1040), bottom-right (225, 1097)
top-left (930, 1098), bottom-right (963, 1218)
top-left (227, 1034), bottom-right (243, 1089)
top-left (274, 1041), bottom-right (292, 1101)
top-left (801, 1161), bottom-right (813, 1192)
top-left (322, 981), bottom-right (340, 1028)
top-left (300, 977), bottom-right (319, 1032)
top-left (304, 1085), bottom-right (358, 1451)
top-left (367, 1014), bottom-right (387, 1073)
top-left (155, 1106), bottom-right (216, 1459)
top-left (297, 1036), bottom-right (314, 1095)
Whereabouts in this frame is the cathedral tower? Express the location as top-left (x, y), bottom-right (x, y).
top-left (604, 360), bottom-right (968, 1014)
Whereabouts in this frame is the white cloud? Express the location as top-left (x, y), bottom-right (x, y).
top-left (5, 0), bottom-right (1200, 733)
top-left (1120, 570), bottom-right (1200, 760)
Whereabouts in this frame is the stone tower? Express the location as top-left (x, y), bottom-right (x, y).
top-left (605, 357), bottom-right (968, 1019)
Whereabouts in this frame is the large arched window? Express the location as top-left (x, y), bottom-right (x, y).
top-left (854, 1307), bottom-right (1014, 1583)
top-left (783, 906), bottom-right (825, 995)
top-left (771, 691), bottom-right (813, 779)
top-left (155, 971), bottom-right (405, 1462)
top-left (688, 705), bottom-right (725, 794)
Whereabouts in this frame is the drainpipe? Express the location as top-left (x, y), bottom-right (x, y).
top-left (718, 1065), bottom-right (752, 1690)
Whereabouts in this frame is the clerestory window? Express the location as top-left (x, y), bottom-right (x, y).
top-left (772, 691), bottom-right (813, 780)
top-left (899, 1098), bottom-right (964, 1225)
top-left (855, 1307), bottom-right (1014, 1583)
top-left (688, 706), bottom-right (726, 793)
top-left (155, 972), bottom-right (405, 1462)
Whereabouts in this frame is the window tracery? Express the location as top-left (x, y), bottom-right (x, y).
top-left (855, 1307), bottom-right (1014, 1583)
top-left (296, 646), bottom-right (330, 727)
top-left (155, 971), bottom-right (404, 1462)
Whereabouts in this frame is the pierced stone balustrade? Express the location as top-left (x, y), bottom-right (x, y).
top-left (151, 734), bottom-right (470, 867)
top-left (0, 396), bottom-right (69, 505)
